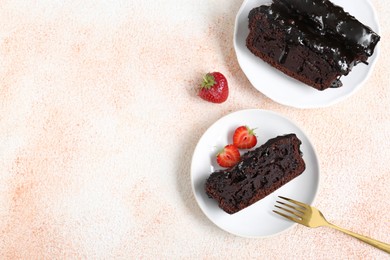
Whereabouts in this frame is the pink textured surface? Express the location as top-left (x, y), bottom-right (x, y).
top-left (0, 0), bottom-right (389, 258)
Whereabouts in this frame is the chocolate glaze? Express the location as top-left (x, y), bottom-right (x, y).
top-left (273, 0), bottom-right (380, 59)
top-left (253, 5), bottom-right (358, 75)
top-left (246, 0), bottom-right (380, 90)
top-left (205, 134), bottom-right (306, 214)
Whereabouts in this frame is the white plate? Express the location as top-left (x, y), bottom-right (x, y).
top-left (191, 109), bottom-right (320, 237)
top-left (233, 0), bottom-right (381, 108)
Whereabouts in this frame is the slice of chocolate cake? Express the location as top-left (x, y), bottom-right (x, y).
top-left (246, 0), bottom-right (380, 91)
top-left (205, 134), bottom-right (305, 214)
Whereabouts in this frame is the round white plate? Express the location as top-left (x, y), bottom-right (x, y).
top-left (233, 0), bottom-right (381, 108)
top-left (191, 109), bottom-right (320, 238)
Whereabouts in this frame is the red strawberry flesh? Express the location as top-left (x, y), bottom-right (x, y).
top-left (216, 144), bottom-right (240, 168)
top-left (233, 126), bottom-right (257, 149)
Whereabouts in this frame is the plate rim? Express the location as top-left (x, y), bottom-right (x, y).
top-left (233, 0), bottom-right (381, 109)
top-left (190, 108), bottom-right (321, 238)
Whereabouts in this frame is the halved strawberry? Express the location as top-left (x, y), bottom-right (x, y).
top-left (216, 144), bottom-right (240, 168)
top-left (233, 126), bottom-right (257, 149)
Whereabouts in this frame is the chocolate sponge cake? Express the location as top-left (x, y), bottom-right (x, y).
top-left (205, 134), bottom-right (305, 214)
top-left (246, 0), bottom-right (380, 90)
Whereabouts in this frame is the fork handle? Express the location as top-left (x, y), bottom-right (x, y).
top-left (327, 223), bottom-right (390, 254)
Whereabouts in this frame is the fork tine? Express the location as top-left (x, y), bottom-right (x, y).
top-left (275, 200), bottom-right (305, 215)
top-left (274, 205), bottom-right (303, 218)
top-left (273, 210), bottom-right (303, 224)
top-left (278, 196), bottom-right (309, 209)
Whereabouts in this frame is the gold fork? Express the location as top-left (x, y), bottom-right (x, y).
top-left (273, 196), bottom-right (390, 254)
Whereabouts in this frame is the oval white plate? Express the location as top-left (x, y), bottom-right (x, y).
top-left (191, 109), bottom-right (320, 238)
top-left (234, 0), bottom-right (381, 108)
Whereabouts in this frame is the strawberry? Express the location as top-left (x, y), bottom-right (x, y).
top-left (233, 126), bottom-right (257, 149)
top-left (198, 72), bottom-right (228, 103)
top-left (216, 144), bottom-right (240, 168)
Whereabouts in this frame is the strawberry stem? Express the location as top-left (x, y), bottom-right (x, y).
top-left (246, 126), bottom-right (257, 136)
top-left (216, 147), bottom-right (224, 156)
top-left (201, 73), bottom-right (216, 89)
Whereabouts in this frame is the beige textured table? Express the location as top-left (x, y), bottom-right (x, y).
top-left (0, 0), bottom-right (389, 258)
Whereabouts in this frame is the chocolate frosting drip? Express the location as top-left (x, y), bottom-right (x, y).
top-left (252, 5), bottom-right (357, 75)
top-left (273, 0), bottom-right (380, 58)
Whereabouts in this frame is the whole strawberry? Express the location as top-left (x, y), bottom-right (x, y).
top-left (198, 72), bottom-right (228, 103)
